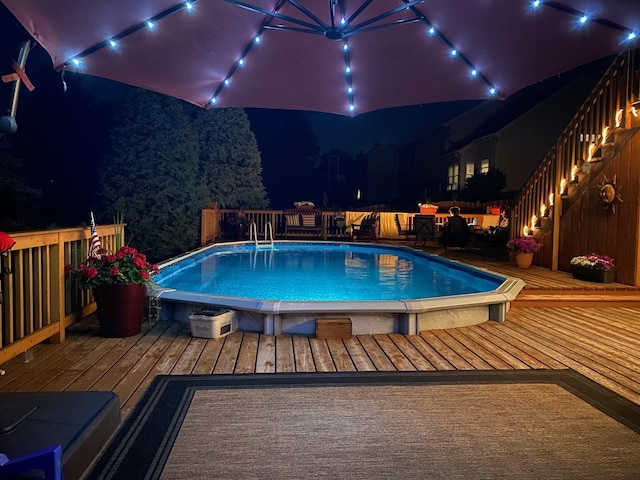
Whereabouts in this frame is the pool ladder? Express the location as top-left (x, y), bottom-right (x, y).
top-left (249, 221), bottom-right (274, 248)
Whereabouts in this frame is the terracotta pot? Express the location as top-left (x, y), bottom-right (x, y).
top-left (515, 252), bottom-right (534, 268)
top-left (94, 283), bottom-right (147, 337)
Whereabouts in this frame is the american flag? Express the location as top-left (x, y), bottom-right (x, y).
top-left (89, 212), bottom-right (102, 259)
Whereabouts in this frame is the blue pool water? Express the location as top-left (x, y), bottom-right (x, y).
top-left (154, 243), bottom-right (504, 302)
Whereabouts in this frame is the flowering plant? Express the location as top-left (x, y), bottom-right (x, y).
top-left (570, 253), bottom-right (615, 271)
top-left (66, 246), bottom-right (159, 289)
top-left (506, 236), bottom-right (542, 253)
top-left (418, 202), bottom-right (438, 209)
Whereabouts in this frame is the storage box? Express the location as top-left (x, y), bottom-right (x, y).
top-left (189, 309), bottom-right (237, 339)
top-left (315, 318), bottom-right (352, 339)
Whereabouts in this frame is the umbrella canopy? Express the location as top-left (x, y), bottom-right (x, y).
top-left (1, 0), bottom-right (638, 116)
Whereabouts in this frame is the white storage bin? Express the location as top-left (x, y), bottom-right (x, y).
top-left (188, 309), bottom-right (237, 339)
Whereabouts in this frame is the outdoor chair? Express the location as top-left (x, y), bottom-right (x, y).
top-left (394, 214), bottom-right (415, 239)
top-left (414, 215), bottom-right (436, 245)
top-left (351, 213), bottom-right (378, 241)
top-left (0, 445), bottom-right (63, 480)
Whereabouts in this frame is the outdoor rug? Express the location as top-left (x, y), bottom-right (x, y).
top-left (87, 370), bottom-right (640, 480)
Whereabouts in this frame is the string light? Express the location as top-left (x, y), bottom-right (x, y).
top-left (56, 0), bottom-right (638, 112)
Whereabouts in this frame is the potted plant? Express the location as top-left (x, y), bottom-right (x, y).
top-left (569, 253), bottom-right (616, 283)
top-left (66, 246), bottom-right (158, 337)
top-left (506, 236), bottom-right (542, 268)
top-left (418, 202), bottom-right (438, 215)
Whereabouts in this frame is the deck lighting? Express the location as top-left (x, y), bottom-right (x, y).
top-left (531, 1), bottom-right (541, 8)
top-left (427, 26), bottom-right (436, 36)
top-left (571, 164), bottom-right (579, 182)
top-left (601, 126), bottom-right (609, 144)
top-left (531, 215), bottom-right (538, 228)
top-left (254, 36), bottom-right (261, 44)
top-left (345, 66), bottom-right (351, 73)
top-left (560, 178), bottom-right (568, 195)
top-left (450, 49), bottom-right (457, 57)
top-left (185, 2), bottom-right (194, 11)
top-left (146, 20), bottom-right (156, 30)
top-left (615, 109), bottom-right (623, 128)
top-left (549, 193), bottom-right (554, 207)
top-left (343, 43), bottom-right (348, 51)
top-left (579, 15), bottom-right (589, 25)
top-left (489, 87), bottom-right (497, 95)
top-left (540, 203), bottom-right (547, 217)
top-left (71, 58), bottom-right (80, 66)
top-left (347, 86), bottom-right (353, 93)
top-left (209, 97), bottom-right (217, 105)
top-left (108, 39), bottom-right (118, 49)
top-left (471, 69), bottom-right (478, 76)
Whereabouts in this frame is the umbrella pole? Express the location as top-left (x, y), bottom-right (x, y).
top-left (8, 40), bottom-right (32, 118)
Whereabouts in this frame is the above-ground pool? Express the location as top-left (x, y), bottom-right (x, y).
top-left (150, 241), bottom-right (525, 335)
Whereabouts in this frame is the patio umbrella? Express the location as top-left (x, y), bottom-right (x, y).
top-left (1, 0), bottom-right (638, 116)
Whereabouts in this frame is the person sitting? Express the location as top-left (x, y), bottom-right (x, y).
top-left (440, 206), bottom-right (472, 249)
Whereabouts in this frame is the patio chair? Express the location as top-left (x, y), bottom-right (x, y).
top-left (394, 214), bottom-right (415, 239)
top-left (414, 215), bottom-right (436, 245)
top-left (352, 213), bottom-right (378, 241)
top-left (0, 445), bottom-right (62, 480)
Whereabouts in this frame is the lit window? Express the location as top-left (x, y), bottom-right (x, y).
top-left (465, 162), bottom-right (475, 179)
top-left (480, 159), bottom-right (489, 173)
top-left (447, 164), bottom-right (459, 191)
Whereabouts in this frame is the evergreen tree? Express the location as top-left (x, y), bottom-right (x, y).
top-left (0, 138), bottom-right (42, 231)
top-left (461, 167), bottom-right (507, 203)
top-left (191, 107), bottom-right (268, 208)
top-left (100, 90), bottom-right (202, 262)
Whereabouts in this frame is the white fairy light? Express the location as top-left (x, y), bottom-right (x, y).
top-left (146, 20), bottom-right (155, 30)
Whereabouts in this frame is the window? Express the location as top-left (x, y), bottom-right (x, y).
top-left (465, 162), bottom-right (475, 179)
top-left (480, 159), bottom-right (489, 173)
top-left (447, 164), bottom-right (459, 191)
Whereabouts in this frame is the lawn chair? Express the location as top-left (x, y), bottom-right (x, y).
top-left (352, 213), bottom-right (378, 241)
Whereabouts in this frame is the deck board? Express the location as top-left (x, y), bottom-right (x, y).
top-left (2, 267), bottom-right (640, 419)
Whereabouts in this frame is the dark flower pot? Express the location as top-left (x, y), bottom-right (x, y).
top-left (94, 283), bottom-right (147, 337)
top-left (571, 266), bottom-right (616, 284)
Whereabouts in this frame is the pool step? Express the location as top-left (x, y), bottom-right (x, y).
top-left (315, 318), bottom-right (352, 339)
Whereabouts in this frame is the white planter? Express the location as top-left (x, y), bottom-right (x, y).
top-left (188, 309), bottom-right (237, 339)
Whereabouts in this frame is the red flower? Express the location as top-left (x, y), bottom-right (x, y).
top-left (110, 267), bottom-right (120, 277)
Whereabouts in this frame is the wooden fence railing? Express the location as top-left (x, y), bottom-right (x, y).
top-left (512, 48), bottom-right (640, 270)
top-left (0, 225), bottom-right (122, 365)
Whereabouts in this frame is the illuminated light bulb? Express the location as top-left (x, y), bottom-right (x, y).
top-left (540, 203), bottom-right (547, 216)
top-left (347, 86), bottom-right (353, 93)
top-left (470, 69), bottom-right (478, 76)
top-left (450, 49), bottom-right (457, 57)
top-left (340, 17), bottom-right (346, 25)
top-left (532, 0), bottom-right (541, 8)
top-left (349, 104), bottom-right (355, 113)
top-left (71, 58), bottom-right (80, 66)
top-left (531, 215), bottom-right (538, 227)
top-left (560, 178), bottom-right (568, 194)
top-left (108, 39), bottom-right (117, 48)
top-left (428, 26), bottom-right (436, 35)
top-left (209, 97), bottom-right (217, 105)
top-left (489, 87), bottom-right (497, 95)
top-left (601, 126), bottom-right (609, 144)
top-left (628, 32), bottom-right (637, 41)
top-left (549, 192), bottom-right (554, 207)
top-left (615, 109), bottom-right (623, 128)
top-left (224, 79), bottom-right (230, 86)
top-left (579, 15), bottom-right (588, 25)
top-left (254, 36), bottom-right (261, 44)
top-left (345, 66), bottom-right (351, 74)
top-left (146, 20), bottom-right (155, 30)
top-left (185, 2), bottom-right (194, 10)
top-left (343, 43), bottom-right (348, 51)
top-left (523, 225), bottom-right (530, 236)
top-left (238, 58), bottom-right (245, 66)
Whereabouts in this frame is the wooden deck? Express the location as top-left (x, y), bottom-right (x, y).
top-left (1, 251), bottom-right (639, 421)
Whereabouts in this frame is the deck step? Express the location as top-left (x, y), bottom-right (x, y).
top-left (513, 292), bottom-right (640, 307)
